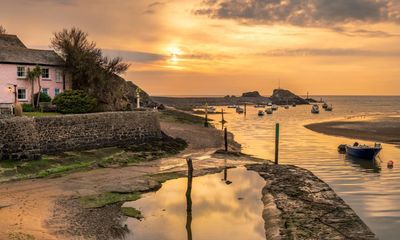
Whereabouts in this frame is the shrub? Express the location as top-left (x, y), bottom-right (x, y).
top-left (34, 92), bottom-right (52, 103)
top-left (53, 90), bottom-right (97, 114)
top-left (22, 103), bottom-right (34, 112)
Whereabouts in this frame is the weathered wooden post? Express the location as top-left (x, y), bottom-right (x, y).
top-left (186, 158), bottom-right (193, 240)
top-left (244, 103), bottom-right (247, 115)
top-left (204, 104), bottom-right (209, 128)
top-left (224, 127), bottom-right (228, 152)
top-left (221, 108), bottom-right (225, 123)
top-left (275, 123), bottom-right (280, 164)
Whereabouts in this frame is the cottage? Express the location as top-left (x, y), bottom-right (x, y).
top-left (0, 34), bottom-right (70, 112)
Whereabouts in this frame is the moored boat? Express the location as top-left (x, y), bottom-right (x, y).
top-left (271, 104), bottom-right (278, 111)
top-left (325, 105), bottom-right (333, 111)
top-left (284, 105), bottom-right (289, 109)
top-left (227, 105), bottom-right (237, 108)
top-left (292, 103), bottom-right (297, 107)
top-left (345, 143), bottom-right (382, 160)
top-left (265, 108), bottom-right (273, 114)
top-left (322, 102), bottom-right (328, 109)
top-left (236, 107), bottom-right (244, 114)
top-left (267, 102), bottom-right (273, 106)
top-left (311, 104), bottom-right (319, 114)
top-left (254, 104), bottom-right (265, 108)
top-left (258, 110), bottom-right (265, 116)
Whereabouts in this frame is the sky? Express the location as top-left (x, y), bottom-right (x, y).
top-left (1, 0), bottom-right (400, 96)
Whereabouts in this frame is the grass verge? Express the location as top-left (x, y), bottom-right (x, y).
top-left (121, 207), bottom-right (143, 219)
top-left (80, 192), bottom-right (141, 208)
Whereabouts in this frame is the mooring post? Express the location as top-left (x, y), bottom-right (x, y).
top-left (204, 106), bottom-right (209, 128)
top-left (186, 158), bottom-right (193, 240)
top-left (224, 127), bottom-right (228, 152)
top-left (275, 123), bottom-right (280, 164)
top-left (221, 108), bottom-right (225, 123)
top-left (244, 103), bottom-right (247, 115)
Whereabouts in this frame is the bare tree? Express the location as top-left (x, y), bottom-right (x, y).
top-left (0, 25), bottom-right (6, 34)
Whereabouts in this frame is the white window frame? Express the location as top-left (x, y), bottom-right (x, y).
top-left (41, 68), bottom-right (50, 80)
top-left (41, 88), bottom-right (49, 95)
top-left (55, 70), bottom-right (62, 83)
top-left (54, 88), bottom-right (60, 96)
top-left (17, 88), bottom-right (27, 101)
top-left (17, 66), bottom-right (26, 79)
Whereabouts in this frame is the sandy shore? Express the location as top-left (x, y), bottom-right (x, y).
top-left (305, 115), bottom-right (400, 146)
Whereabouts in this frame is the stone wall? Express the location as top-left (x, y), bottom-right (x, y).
top-left (0, 111), bottom-right (162, 160)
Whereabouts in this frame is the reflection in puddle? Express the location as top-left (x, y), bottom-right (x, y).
top-left (123, 167), bottom-right (266, 240)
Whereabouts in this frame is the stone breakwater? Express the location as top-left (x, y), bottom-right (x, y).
top-left (247, 164), bottom-right (376, 240)
top-left (0, 112), bottom-right (162, 161)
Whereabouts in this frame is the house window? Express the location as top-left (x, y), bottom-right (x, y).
top-left (41, 68), bottom-right (50, 79)
top-left (17, 66), bottom-right (26, 78)
top-left (42, 88), bottom-right (49, 95)
top-left (55, 88), bottom-right (60, 96)
top-left (17, 89), bottom-right (27, 100)
top-left (55, 70), bottom-right (62, 83)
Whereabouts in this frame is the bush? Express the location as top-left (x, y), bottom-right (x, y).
top-left (22, 103), bottom-right (34, 112)
top-left (34, 92), bottom-right (52, 103)
top-left (53, 90), bottom-right (97, 114)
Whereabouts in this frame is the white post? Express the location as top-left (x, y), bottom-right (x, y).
top-left (136, 88), bottom-right (141, 109)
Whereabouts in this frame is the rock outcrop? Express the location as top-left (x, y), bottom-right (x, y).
top-left (242, 91), bottom-right (262, 98)
top-left (90, 75), bottom-right (156, 112)
top-left (270, 89), bottom-right (308, 105)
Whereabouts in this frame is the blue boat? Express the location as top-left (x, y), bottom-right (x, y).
top-left (345, 143), bottom-right (382, 160)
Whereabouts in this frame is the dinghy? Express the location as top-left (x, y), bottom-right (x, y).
top-left (345, 143), bottom-right (382, 160)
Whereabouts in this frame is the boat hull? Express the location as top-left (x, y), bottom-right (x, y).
top-left (345, 146), bottom-right (382, 160)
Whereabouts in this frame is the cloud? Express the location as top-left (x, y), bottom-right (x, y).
top-left (332, 27), bottom-right (400, 37)
top-left (260, 48), bottom-right (400, 57)
top-left (194, 0), bottom-right (400, 27)
top-left (102, 49), bottom-right (167, 63)
top-left (144, 1), bottom-right (168, 14)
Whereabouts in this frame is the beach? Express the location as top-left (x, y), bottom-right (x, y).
top-left (305, 115), bottom-right (400, 146)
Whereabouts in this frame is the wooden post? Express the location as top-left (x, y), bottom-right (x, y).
top-left (186, 158), bottom-right (193, 240)
top-left (204, 110), bottom-right (209, 128)
top-left (275, 123), bottom-right (280, 164)
top-left (244, 103), bottom-right (247, 115)
top-left (221, 108), bottom-right (225, 123)
top-left (224, 127), bottom-right (228, 152)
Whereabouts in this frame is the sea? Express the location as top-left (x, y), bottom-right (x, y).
top-left (206, 96), bottom-right (400, 239)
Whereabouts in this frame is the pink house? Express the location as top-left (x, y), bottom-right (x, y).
top-left (0, 34), bottom-right (70, 108)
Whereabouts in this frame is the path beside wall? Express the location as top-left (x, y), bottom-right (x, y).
top-left (0, 112), bottom-right (162, 160)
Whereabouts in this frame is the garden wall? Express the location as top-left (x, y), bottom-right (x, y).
top-left (0, 111), bottom-right (162, 160)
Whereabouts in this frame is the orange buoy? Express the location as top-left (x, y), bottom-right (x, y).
top-left (388, 160), bottom-right (394, 169)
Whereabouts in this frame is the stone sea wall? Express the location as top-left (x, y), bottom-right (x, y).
top-left (0, 112), bottom-right (162, 160)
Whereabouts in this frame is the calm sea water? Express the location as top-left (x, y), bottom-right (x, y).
top-left (208, 96), bottom-right (400, 239)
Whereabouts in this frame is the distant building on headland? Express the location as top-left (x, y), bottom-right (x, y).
top-left (0, 34), bottom-right (71, 110)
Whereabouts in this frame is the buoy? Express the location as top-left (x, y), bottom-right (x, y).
top-left (388, 160), bottom-right (394, 169)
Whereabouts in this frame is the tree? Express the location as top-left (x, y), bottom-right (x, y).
top-left (27, 66), bottom-right (42, 108)
top-left (0, 25), bottom-right (6, 34)
top-left (51, 28), bottom-right (130, 91)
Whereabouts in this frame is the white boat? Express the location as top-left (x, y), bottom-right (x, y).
top-left (236, 107), bottom-right (244, 114)
top-left (271, 105), bottom-right (278, 111)
top-left (265, 108), bottom-right (273, 114)
top-left (258, 110), bottom-right (265, 116)
top-left (254, 104), bottom-right (265, 108)
top-left (227, 105), bottom-right (237, 109)
top-left (311, 104), bottom-right (319, 114)
top-left (267, 102), bottom-right (273, 106)
top-left (206, 106), bottom-right (216, 113)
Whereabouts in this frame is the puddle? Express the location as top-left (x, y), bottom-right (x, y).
top-left (123, 167), bottom-right (266, 240)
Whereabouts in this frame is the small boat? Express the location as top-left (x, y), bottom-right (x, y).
top-left (258, 110), bottom-right (265, 116)
top-left (345, 143), bottom-right (382, 160)
top-left (292, 103), bottom-right (297, 107)
top-left (236, 107), bottom-right (244, 114)
top-left (265, 108), bottom-right (273, 114)
top-left (267, 102), bottom-right (273, 106)
top-left (206, 106), bottom-right (216, 113)
top-left (311, 104), bottom-right (319, 114)
top-left (284, 105), bottom-right (289, 109)
top-left (254, 104), bottom-right (265, 108)
top-left (271, 105), bottom-right (278, 111)
top-left (322, 102), bottom-right (328, 109)
top-left (325, 105), bottom-right (333, 111)
top-left (227, 105), bottom-right (237, 108)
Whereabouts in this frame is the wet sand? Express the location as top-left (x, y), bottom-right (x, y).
top-left (305, 115), bottom-right (400, 146)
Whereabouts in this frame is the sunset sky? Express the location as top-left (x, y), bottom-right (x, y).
top-left (1, 0), bottom-right (400, 96)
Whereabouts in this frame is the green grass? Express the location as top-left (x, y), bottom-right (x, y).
top-left (159, 109), bottom-right (211, 126)
top-left (121, 207), bottom-right (143, 219)
top-left (80, 192), bottom-right (142, 208)
top-left (149, 172), bottom-right (186, 183)
top-left (23, 112), bottom-right (61, 117)
top-left (37, 161), bottom-right (95, 178)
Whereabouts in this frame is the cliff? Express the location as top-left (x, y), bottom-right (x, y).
top-left (270, 89), bottom-right (308, 105)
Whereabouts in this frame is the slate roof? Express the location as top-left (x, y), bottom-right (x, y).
top-left (0, 34), bottom-right (65, 66)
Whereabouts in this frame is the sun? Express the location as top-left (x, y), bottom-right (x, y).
top-left (167, 45), bottom-right (183, 63)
